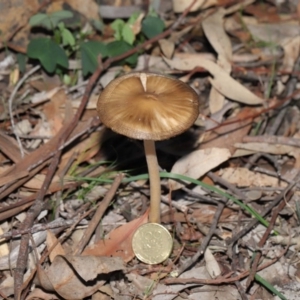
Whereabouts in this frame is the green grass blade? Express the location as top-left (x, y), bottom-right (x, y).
top-left (255, 274), bottom-right (287, 300)
top-left (159, 172), bottom-right (269, 227)
top-left (74, 171), bottom-right (268, 227)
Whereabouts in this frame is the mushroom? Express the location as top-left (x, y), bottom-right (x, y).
top-left (97, 72), bottom-right (199, 223)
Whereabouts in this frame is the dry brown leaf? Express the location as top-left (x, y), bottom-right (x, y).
top-left (46, 230), bottom-right (66, 263)
top-left (0, 202), bottom-right (32, 223)
top-left (208, 87), bottom-right (227, 115)
top-left (244, 3), bottom-right (280, 23)
top-left (0, 171), bottom-right (28, 187)
top-left (82, 210), bottom-right (149, 262)
top-left (169, 148), bottom-right (231, 190)
top-left (31, 87), bottom-right (61, 104)
top-left (202, 8), bottom-right (232, 113)
top-left (70, 94), bottom-right (98, 109)
top-left (164, 56), bottom-right (264, 105)
top-left (24, 173), bottom-right (60, 190)
top-left (218, 167), bottom-right (287, 188)
top-left (0, 275), bottom-right (14, 299)
top-left (234, 142), bottom-right (300, 167)
top-left (164, 52), bottom-right (215, 69)
top-left (242, 20), bottom-right (300, 85)
top-left (37, 255), bottom-right (124, 299)
top-left (186, 284), bottom-right (240, 299)
top-left (280, 36), bottom-right (300, 83)
top-left (247, 22), bottom-right (300, 45)
top-left (14, 120), bottom-right (32, 137)
top-left (47, 0), bottom-right (100, 21)
top-left (204, 248), bottom-right (221, 278)
top-left (202, 8), bottom-right (232, 64)
top-left (25, 288), bottom-right (59, 300)
top-left (161, 205), bottom-right (234, 224)
top-left (130, 12), bottom-right (144, 35)
top-left (0, 0), bottom-right (39, 46)
top-left (232, 53), bottom-right (259, 63)
top-left (0, 226), bottom-right (9, 257)
top-left (158, 39), bottom-right (175, 59)
top-left (43, 90), bottom-right (67, 136)
top-left (172, 0), bottom-right (217, 13)
top-left (0, 131), bottom-right (26, 163)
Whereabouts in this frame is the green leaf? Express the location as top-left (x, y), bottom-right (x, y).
top-left (63, 74), bottom-right (72, 86)
top-left (142, 16), bottom-right (165, 39)
top-left (48, 10), bottom-right (74, 28)
top-left (127, 12), bottom-right (140, 25)
top-left (27, 38), bottom-right (69, 73)
top-left (122, 24), bottom-right (135, 45)
top-left (147, 6), bottom-right (159, 17)
top-left (58, 23), bottom-right (75, 47)
top-left (91, 19), bottom-right (104, 32)
top-left (111, 19), bottom-right (125, 40)
top-left (29, 13), bottom-right (48, 27)
top-left (106, 40), bottom-right (138, 65)
top-left (80, 41), bottom-right (108, 76)
top-left (29, 10), bottom-right (73, 30)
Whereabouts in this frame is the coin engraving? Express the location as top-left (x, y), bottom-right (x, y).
top-left (132, 223), bottom-right (173, 264)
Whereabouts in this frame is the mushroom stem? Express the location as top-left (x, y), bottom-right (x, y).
top-left (144, 139), bottom-right (161, 224)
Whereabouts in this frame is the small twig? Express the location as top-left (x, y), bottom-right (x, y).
top-left (280, 55), bottom-right (300, 99)
top-left (232, 248), bottom-right (248, 300)
top-left (8, 65), bottom-right (40, 158)
top-left (245, 196), bottom-right (289, 289)
top-left (182, 187), bottom-right (219, 205)
top-left (226, 185), bottom-right (295, 247)
top-left (74, 173), bottom-right (124, 255)
top-left (163, 244), bottom-right (288, 285)
top-left (176, 199), bottom-right (227, 276)
top-left (267, 107), bottom-right (288, 135)
top-left (0, 218), bottom-right (87, 240)
top-left (11, 134), bottom-right (52, 140)
top-left (243, 135), bottom-right (300, 148)
top-left (207, 172), bottom-right (246, 199)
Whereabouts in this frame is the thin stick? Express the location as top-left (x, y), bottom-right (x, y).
top-left (177, 199), bottom-right (227, 275)
top-left (8, 65), bottom-right (40, 158)
top-left (243, 135), bottom-right (300, 148)
top-left (226, 186), bottom-right (295, 247)
top-left (246, 197), bottom-right (289, 289)
top-left (74, 174), bottom-right (124, 255)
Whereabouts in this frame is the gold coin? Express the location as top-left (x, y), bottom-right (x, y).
top-left (132, 223), bottom-right (173, 264)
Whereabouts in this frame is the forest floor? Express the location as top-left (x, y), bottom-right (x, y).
top-left (1, 0), bottom-right (300, 299)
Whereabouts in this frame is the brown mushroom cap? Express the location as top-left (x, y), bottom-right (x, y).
top-left (97, 72), bottom-right (199, 141)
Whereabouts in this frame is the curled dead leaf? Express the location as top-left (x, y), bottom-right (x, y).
top-left (82, 210), bottom-right (149, 262)
top-left (37, 255), bottom-right (125, 299)
top-left (169, 148), bottom-right (231, 190)
top-left (164, 56), bottom-right (264, 105)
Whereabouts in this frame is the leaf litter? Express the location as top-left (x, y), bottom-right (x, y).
top-left (1, 0), bottom-right (300, 299)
